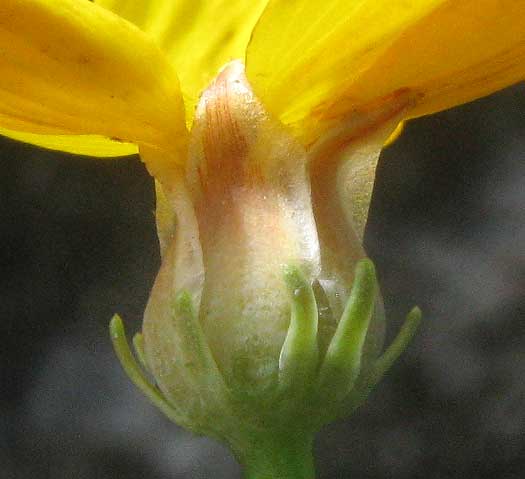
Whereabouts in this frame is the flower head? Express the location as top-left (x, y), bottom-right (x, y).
top-left (2, 0), bottom-right (524, 475)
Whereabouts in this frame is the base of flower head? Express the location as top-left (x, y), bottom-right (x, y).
top-left (109, 258), bottom-right (421, 473)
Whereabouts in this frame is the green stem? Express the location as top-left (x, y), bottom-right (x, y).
top-left (238, 431), bottom-right (316, 479)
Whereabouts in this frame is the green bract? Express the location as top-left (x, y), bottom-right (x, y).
top-left (111, 259), bottom-right (421, 478)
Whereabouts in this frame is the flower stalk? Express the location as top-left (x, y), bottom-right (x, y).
top-left (238, 431), bottom-right (316, 479)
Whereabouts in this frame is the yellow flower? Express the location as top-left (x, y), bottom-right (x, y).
top-left (1, 0), bottom-right (524, 476)
top-left (2, 1), bottom-right (523, 179)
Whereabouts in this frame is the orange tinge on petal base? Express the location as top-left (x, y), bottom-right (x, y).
top-left (140, 61), bottom-right (404, 408)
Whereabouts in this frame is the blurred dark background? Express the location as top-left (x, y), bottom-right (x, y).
top-left (1, 83), bottom-right (524, 479)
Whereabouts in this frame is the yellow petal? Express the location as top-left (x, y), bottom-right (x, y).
top-left (361, 1), bottom-right (525, 119)
top-left (0, 0), bottom-right (186, 168)
top-left (94, 0), bottom-right (155, 30)
top-left (383, 121), bottom-right (405, 148)
top-left (246, 0), bottom-right (525, 144)
top-left (97, 0), bottom-right (268, 119)
top-left (0, 127), bottom-right (137, 157)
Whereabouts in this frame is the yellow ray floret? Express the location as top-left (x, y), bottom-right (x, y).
top-left (0, 0), bottom-right (186, 160)
top-left (246, 0), bottom-right (525, 145)
top-left (96, 0), bottom-right (268, 121)
top-left (0, 126), bottom-right (138, 157)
